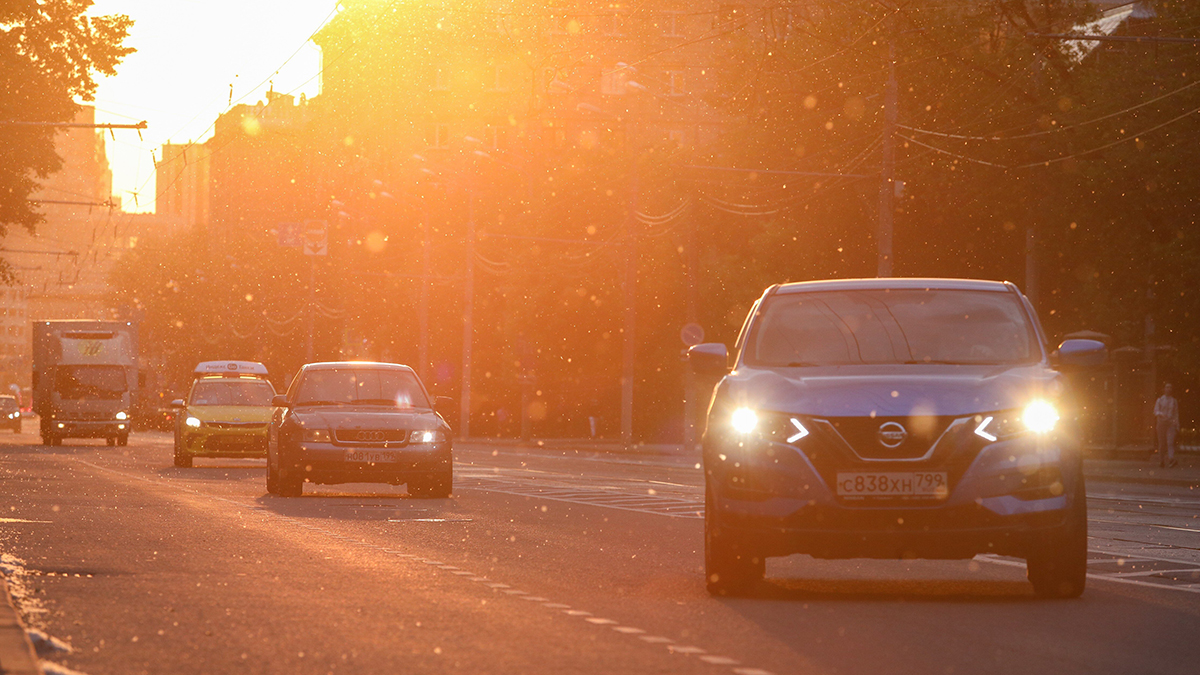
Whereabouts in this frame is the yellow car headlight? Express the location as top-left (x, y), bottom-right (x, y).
top-left (185, 416), bottom-right (202, 428)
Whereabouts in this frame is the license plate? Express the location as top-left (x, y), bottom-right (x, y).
top-left (836, 471), bottom-right (949, 499)
top-left (345, 449), bottom-right (399, 464)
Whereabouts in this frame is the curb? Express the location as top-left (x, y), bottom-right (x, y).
top-left (1084, 472), bottom-right (1200, 489)
top-left (0, 577), bottom-right (41, 675)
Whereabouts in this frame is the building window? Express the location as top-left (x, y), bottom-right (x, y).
top-left (667, 129), bottom-right (685, 147)
top-left (666, 70), bottom-right (686, 96)
top-left (662, 11), bottom-right (684, 37)
top-left (601, 12), bottom-right (625, 36)
top-left (487, 65), bottom-right (511, 92)
top-left (601, 67), bottom-right (627, 95)
top-left (429, 124), bottom-right (451, 149)
top-left (431, 66), bottom-right (449, 92)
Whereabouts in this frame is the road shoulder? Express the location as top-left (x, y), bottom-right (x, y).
top-left (0, 576), bottom-right (41, 675)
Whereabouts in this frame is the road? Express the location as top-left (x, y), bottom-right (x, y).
top-left (1, 427), bottom-right (1198, 675)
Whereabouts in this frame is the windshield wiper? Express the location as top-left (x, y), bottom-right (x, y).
top-left (355, 398), bottom-right (417, 406)
top-left (903, 359), bottom-right (986, 365)
top-left (294, 399), bottom-right (352, 406)
top-left (783, 362), bottom-right (819, 367)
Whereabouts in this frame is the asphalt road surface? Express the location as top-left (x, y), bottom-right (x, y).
top-left (1, 428), bottom-right (1198, 675)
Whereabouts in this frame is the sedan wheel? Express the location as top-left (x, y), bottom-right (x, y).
top-left (409, 470), bottom-right (453, 499)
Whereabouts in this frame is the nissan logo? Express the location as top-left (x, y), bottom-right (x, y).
top-left (877, 422), bottom-right (908, 448)
top-left (355, 430), bottom-right (386, 442)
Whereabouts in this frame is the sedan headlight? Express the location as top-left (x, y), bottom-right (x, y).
top-left (302, 428), bottom-right (332, 443)
top-left (115, 411), bottom-right (128, 421)
top-left (409, 429), bottom-right (445, 444)
top-left (185, 416), bottom-right (202, 428)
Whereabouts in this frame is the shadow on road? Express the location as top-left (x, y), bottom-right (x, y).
top-left (251, 489), bottom-right (466, 522)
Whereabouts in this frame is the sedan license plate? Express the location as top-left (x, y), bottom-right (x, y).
top-left (836, 471), bottom-right (948, 499)
top-left (345, 449), bottom-right (399, 464)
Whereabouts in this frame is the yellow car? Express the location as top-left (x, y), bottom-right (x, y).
top-left (171, 361), bottom-right (277, 468)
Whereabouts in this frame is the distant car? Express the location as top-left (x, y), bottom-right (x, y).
top-left (690, 278), bottom-right (1102, 599)
top-left (0, 395), bottom-right (21, 433)
top-left (171, 361), bottom-right (277, 468)
top-left (267, 362), bottom-right (452, 498)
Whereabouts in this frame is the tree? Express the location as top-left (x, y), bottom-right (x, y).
top-left (0, 0), bottom-right (133, 256)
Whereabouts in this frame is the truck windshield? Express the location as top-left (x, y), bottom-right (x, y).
top-left (295, 369), bottom-right (429, 408)
top-left (744, 289), bottom-right (1039, 367)
top-left (55, 365), bottom-right (128, 400)
top-left (189, 379), bottom-right (275, 406)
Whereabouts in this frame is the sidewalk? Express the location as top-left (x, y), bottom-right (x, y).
top-left (0, 578), bottom-right (41, 675)
top-left (1084, 451), bottom-right (1200, 489)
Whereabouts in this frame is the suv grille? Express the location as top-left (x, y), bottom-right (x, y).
top-left (825, 416), bottom-right (956, 460)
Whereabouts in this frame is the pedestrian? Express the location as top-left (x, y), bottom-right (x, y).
top-left (1153, 383), bottom-right (1180, 468)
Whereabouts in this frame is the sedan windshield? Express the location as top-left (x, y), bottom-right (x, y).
top-left (295, 369), bottom-right (429, 408)
top-left (745, 289), bottom-right (1039, 367)
top-left (189, 379), bottom-right (275, 406)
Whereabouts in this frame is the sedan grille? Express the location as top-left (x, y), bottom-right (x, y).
top-left (207, 422), bottom-right (268, 430)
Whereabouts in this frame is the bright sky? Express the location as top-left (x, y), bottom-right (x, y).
top-left (91, 0), bottom-right (339, 213)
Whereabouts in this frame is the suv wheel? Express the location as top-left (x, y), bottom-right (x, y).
top-left (705, 483), bottom-right (765, 596)
top-left (1026, 478), bottom-right (1088, 599)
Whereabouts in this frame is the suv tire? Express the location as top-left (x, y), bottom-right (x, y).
top-left (705, 483), bottom-right (765, 596)
top-left (1026, 478), bottom-right (1087, 599)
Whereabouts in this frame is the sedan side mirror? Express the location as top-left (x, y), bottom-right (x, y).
top-left (1056, 339), bottom-right (1107, 368)
top-left (688, 343), bottom-right (729, 377)
top-left (433, 395), bottom-right (454, 411)
top-left (272, 395), bottom-right (289, 407)
top-left (169, 399), bottom-right (186, 409)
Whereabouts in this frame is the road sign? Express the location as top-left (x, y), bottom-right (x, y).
top-left (680, 322), bottom-right (705, 347)
top-left (277, 222), bottom-right (302, 247)
top-left (303, 220), bottom-right (328, 256)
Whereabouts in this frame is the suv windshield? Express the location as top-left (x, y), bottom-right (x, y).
top-left (744, 289), bottom-right (1039, 367)
top-left (189, 379), bottom-right (275, 406)
top-left (294, 368), bottom-right (429, 408)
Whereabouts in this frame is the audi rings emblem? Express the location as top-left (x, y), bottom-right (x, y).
top-left (355, 430), bottom-right (386, 442)
top-left (877, 422), bottom-right (908, 448)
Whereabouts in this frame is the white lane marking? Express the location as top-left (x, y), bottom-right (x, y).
top-left (669, 645), bottom-right (706, 655)
top-left (520, 596), bottom-right (549, 602)
top-left (1090, 518), bottom-right (1200, 534)
top-left (1108, 568), bottom-right (1200, 579)
top-left (72, 455), bottom-right (776, 675)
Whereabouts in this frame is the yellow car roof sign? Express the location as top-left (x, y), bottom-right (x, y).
top-left (194, 361), bottom-right (269, 377)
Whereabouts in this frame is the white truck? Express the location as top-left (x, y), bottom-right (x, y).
top-left (32, 321), bottom-right (138, 446)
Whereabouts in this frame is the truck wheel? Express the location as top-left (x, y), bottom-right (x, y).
top-left (117, 434), bottom-right (128, 447)
top-left (106, 437), bottom-right (116, 447)
top-left (409, 469), bottom-right (453, 498)
top-left (1026, 478), bottom-right (1088, 599)
top-left (705, 483), bottom-right (764, 596)
top-left (50, 436), bottom-right (62, 446)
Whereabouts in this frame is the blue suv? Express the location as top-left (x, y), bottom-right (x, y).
top-left (689, 278), bottom-right (1104, 598)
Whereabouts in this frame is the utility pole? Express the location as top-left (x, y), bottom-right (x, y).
top-left (418, 200), bottom-right (431, 383)
top-left (877, 17), bottom-right (898, 278)
top-left (460, 180), bottom-right (476, 440)
top-left (621, 170), bottom-right (638, 448)
top-left (682, 218), bottom-right (700, 452)
top-left (306, 259), bottom-right (315, 361)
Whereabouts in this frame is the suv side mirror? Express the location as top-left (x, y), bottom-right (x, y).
top-left (169, 399), bottom-right (186, 409)
top-left (688, 343), bottom-right (729, 377)
top-left (1056, 339), bottom-right (1107, 368)
top-left (272, 395), bottom-right (289, 407)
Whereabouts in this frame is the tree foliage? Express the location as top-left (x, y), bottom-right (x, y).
top-left (0, 0), bottom-right (133, 236)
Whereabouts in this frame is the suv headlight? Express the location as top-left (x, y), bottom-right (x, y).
top-left (302, 428), bottom-right (331, 443)
top-left (115, 411), bottom-right (128, 420)
top-left (729, 408), bottom-right (810, 444)
top-left (409, 429), bottom-right (445, 444)
top-left (974, 400), bottom-right (1059, 441)
top-left (185, 416), bottom-right (202, 428)
top-left (731, 408), bottom-right (758, 434)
